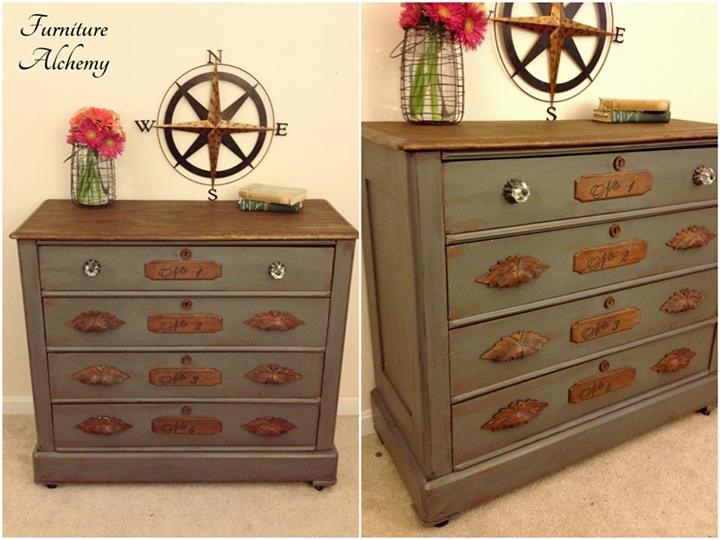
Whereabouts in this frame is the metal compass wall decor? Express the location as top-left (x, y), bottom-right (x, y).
top-left (491, 3), bottom-right (625, 120)
top-left (136, 50), bottom-right (288, 200)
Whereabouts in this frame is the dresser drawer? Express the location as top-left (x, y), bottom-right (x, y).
top-left (452, 324), bottom-right (714, 467)
top-left (443, 146), bottom-right (717, 234)
top-left (447, 207), bottom-right (716, 321)
top-left (43, 297), bottom-right (329, 348)
top-left (38, 245), bottom-right (334, 292)
top-left (450, 269), bottom-right (717, 398)
top-left (53, 402), bottom-right (319, 448)
top-left (49, 351), bottom-right (324, 400)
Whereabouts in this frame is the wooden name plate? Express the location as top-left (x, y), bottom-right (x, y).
top-left (573, 240), bottom-right (647, 274)
top-left (575, 170), bottom-right (652, 202)
top-left (571, 308), bottom-right (641, 343)
top-left (147, 314), bottom-right (223, 334)
top-left (569, 367), bottom-right (636, 403)
top-left (149, 368), bottom-right (222, 387)
top-left (144, 260), bottom-right (222, 280)
top-left (151, 415), bottom-right (222, 435)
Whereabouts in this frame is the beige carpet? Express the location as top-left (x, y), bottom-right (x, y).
top-left (362, 410), bottom-right (717, 537)
top-left (3, 415), bottom-right (358, 537)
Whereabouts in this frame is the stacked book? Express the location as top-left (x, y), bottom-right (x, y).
top-left (593, 98), bottom-right (671, 123)
top-left (237, 183), bottom-right (306, 213)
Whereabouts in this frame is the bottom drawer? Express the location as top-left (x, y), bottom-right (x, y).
top-left (53, 402), bottom-right (319, 449)
top-left (452, 324), bottom-right (715, 468)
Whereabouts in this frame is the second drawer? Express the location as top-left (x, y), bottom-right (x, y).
top-left (49, 351), bottom-right (324, 400)
top-left (43, 297), bottom-right (329, 348)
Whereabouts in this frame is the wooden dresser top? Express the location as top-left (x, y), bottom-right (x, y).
top-left (362, 119), bottom-right (718, 152)
top-left (11, 199), bottom-right (358, 241)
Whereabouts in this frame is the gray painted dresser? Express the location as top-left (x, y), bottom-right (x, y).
top-left (11, 199), bottom-right (356, 488)
top-left (362, 120), bottom-right (718, 524)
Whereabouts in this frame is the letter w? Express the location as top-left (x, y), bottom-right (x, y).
top-left (134, 120), bottom-right (156, 132)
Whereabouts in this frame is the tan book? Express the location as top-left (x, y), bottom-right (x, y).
top-left (237, 183), bottom-right (307, 206)
top-left (598, 98), bottom-right (670, 112)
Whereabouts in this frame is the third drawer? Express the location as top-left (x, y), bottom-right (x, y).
top-left (450, 268), bottom-right (716, 399)
top-left (49, 351), bottom-right (324, 400)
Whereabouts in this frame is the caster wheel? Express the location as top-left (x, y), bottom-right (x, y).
top-left (45, 484), bottom-right (58, 489)
top-left (433, 519), bottom-right (450, 528)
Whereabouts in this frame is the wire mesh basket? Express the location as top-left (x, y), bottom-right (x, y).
top-left (396, 26), bottom-right (464, 124)
top-left (70, 144), bottom-right (116, 207)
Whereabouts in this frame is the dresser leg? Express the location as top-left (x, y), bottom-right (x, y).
top-left (44, 484), bottom-right (58, 489)
top-left (697, 405), bottom-right (715, 416)
top-left (310, 480), bottom-right (336, 491)
top-left (432, 519), bottom-right (450, 528)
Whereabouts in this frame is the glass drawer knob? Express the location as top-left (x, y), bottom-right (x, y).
top-left (269, 261), bottom-right (286, 280)
top-left (83, 259), bottom-right (102, 277)
top-left (693, 165), bottom-right (716, 185)
top-left (503, 178), bottom-right (531, 203)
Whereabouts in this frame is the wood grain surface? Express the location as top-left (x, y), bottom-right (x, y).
top-left (11, 200), bottom-right (357, 241)
top-left (362, 119), bottom-right (717, 151)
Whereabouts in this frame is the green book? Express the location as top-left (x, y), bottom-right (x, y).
top-left (238, 199), bottom-right (302, 213)
top-left (592, 109), bottom-right (671, 123)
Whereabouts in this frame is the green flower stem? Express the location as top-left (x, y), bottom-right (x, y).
top-left (409, 33), bottom-right (442, 121)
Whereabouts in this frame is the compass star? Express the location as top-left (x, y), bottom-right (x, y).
top-left (156, 59), bottom-right (273, 190)
top-left (493, 3), bottom-right (612, 105)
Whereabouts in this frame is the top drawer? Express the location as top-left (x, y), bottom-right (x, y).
top-left (443, 147), bottom-right (717, 234)
top-left (38, 245), bottom-right (334, 292)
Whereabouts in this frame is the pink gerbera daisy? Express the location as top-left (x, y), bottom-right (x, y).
top-left (74, 118), bottom-right (105, 150)
top-left (399, 3), bottom-right (423, 29)
top-left (455, 3), bottom-right (488, 50)
top-left (97, 132), bottom-right (125, 159)
top-left (423, 3), bottom-right (465, 31)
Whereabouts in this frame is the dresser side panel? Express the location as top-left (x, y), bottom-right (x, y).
top-left (362, 140), bottom-right (423, 460)
top-left (408, 153), bottom-right (453, 478)
top-left (17, 240), bottom-right (54, 450)
top-left (316, 239), bottom-right (355, 450)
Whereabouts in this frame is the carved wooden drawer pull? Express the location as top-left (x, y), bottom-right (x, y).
top-left (245, 364), bottom-right (302, 384)
top-left (244, 311), bottom-right (304, 331)
top-left (476, 255), bottom-right (548, 288)
top-left (481, 399), bottom-right (548, 431)
top-left (72, 365), bottom-right (130, 386)
top-left (76, 415), bottom-right (132, 435)
top-left (652, 348), bottom-right (696, 373)
top-left (666, 225), bottom-right (716, 250)
top-left (242, 416), bottom-right (297, 437)
top-left (480, 331), bottom-right (549, 363)
top-left (660, 288), bottom-right (706, 313)
top-left (66, 311), bottom-right (125, 333)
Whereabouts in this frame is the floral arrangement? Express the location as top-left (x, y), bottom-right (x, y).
top-left (399, 3), bottom-right (488, 51)
top-left (398, 3), bottom-right (488, 122)
top-left (66, 107), bottom-right (126, 205)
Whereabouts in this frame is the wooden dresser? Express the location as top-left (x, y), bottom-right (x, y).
top-left (11, 199), bottom-right (356, 488)
top-left (362, 120), bottom-right (717, 524)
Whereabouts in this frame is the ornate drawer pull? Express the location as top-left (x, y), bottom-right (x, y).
top-left (83, 259), bottom-right (102, 277)
top-left (245, 364), bottom-right (302, 384)
top-left (476, 255), bottom-right (548, 288)
top-left (660, 288), bottom-right (706, 313)
top-left (480, 331), bottom-right (549, 363)
top-left (268, 261), bottom-right (286, 280)
top-left (149, 367), bottom-right (222, 387)
top-left (244, 311), bottom-right (304, 331)
top-left (242, 416), bottom-right (297, 437)
top-left (652, 348), bottom-right (696, 373)
top-left (666, 225), bottom-right (716, 250)
top-left (482, 399), bottom-right (548, 431)
top-left (66, 311), bottom-right (125, 333)
top-left (76, 415), bottom-right (132, 435)
top-left (503, 178), bottom-right (531, 203)
top-left (693, 165), bottom-right (716, 185)
top-left (568, 367), bottom-right (636, 404)
top-left (72, 365), bottom-right (130, 386)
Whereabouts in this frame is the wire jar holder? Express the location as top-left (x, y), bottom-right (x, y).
top-left (393, 26), bottom-right (465, 124)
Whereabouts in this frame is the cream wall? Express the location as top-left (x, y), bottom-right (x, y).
top-left (361, 3), bottom-right (718, 427)
top-left (3, 4), bottom-right (360, 412)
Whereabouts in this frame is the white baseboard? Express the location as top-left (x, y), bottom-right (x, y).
top-left (362, 408), bottom-right (375, 437)
top-left (5, 396), bottom-right (360, 417)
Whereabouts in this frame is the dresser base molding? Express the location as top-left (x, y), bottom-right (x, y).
top-left (33, 447), bottom-right (338, 485)
top-left (371, 374), bottom-right (717, 525)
